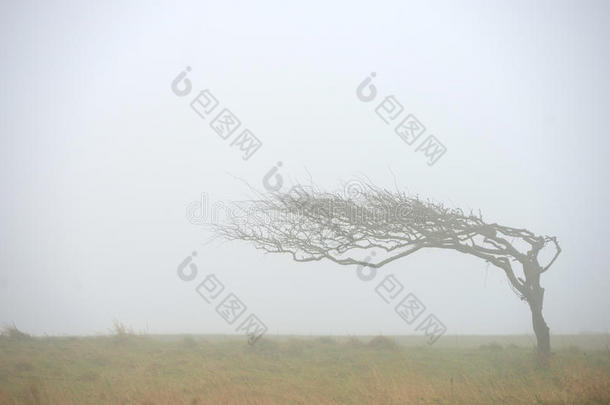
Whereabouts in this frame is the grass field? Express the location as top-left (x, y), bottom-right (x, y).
top-left (1, 332), bottom-right (609, 405)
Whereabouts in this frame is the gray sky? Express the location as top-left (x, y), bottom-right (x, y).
top-left (0, 0), bottom-right (608, 337)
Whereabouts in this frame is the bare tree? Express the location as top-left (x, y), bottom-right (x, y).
top-left (216, 182), bottom-right (561, 355)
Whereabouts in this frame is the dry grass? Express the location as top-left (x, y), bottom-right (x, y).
top-left (0, 335), bottom-right (608, 404)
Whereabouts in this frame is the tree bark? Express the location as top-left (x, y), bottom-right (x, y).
top-left (527, 290), bottom-right (550, 355)
top-left (531, 306), bottom-right (550, 354)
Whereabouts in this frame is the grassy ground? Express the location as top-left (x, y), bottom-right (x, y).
top-left (0, 334), bottom-right (609, 405)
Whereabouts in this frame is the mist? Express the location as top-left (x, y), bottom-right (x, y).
top-left (1, 0), bottom-right (609, 341)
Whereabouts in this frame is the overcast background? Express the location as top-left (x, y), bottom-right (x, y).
top-left (0, 0), bottom-right (608, 337)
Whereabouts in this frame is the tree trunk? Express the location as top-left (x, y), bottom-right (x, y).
top-left (530, 305), bottom-right (550, 355)
top-left (527, 288), bottom-right (550, 355)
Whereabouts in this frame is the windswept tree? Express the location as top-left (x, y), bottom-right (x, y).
top-left (216, 182), bottom-right (561, 354)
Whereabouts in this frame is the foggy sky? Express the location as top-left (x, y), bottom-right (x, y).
top-left (0, 0), bottom-right (609, 337)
